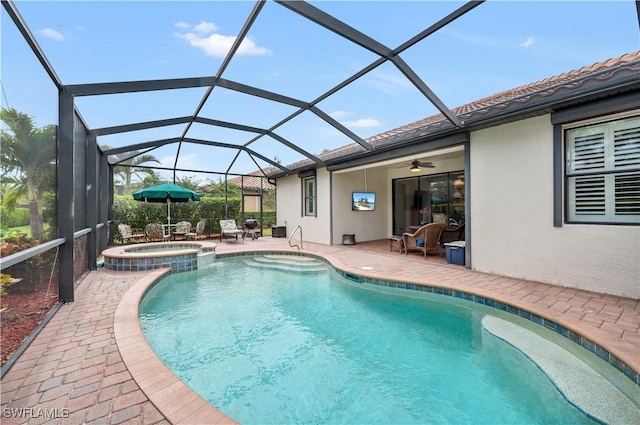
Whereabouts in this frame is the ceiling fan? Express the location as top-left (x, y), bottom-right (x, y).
top-left (410, 159), bottom-right (435, 173)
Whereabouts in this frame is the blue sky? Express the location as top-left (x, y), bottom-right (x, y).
top-left (2, 1), bottom-right (639, 181)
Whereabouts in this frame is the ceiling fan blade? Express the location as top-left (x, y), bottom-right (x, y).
top-left (417, 161), bottom-right (435, 168)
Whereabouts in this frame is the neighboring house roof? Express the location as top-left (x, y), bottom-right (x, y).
top-left (269, 50), bottom-right (640, 176)
top-left (228, 171), bottom-right (276, 191)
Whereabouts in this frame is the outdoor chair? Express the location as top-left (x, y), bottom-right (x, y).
top-left (145, 223), bottom-right (170, 242)
top-left (173, 221), bottom-right (192, 240)
top-left (186, 219), bottom-right (207, 240)
top-left (219, 219), bottom-right (244, 243)
top-left (402, 222), bottom-right (447, 259)
top-left (441, 221), bottom-right (465, 246)
top-left (117, 224), bottom-right (145, 244)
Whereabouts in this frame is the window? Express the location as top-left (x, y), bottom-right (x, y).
top-left (566, 116), bottom-right (640, 224)
top-left (303, 176), bottom-right (316, 216)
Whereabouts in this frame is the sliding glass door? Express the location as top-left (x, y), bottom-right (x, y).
top-left (392, 171), bottom-right (465, 235)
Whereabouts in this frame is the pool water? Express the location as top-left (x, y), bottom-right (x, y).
top-left (139, 256), bottom-right (599, 425)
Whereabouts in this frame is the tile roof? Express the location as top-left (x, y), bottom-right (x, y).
top-left (228, 170), bottom-right (276, 191)
top-left (272, 50), bottom-right (640, 175)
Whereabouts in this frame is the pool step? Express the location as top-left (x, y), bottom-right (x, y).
top-left (482, 315), bottom-right (640, 424)
top-left (244, 255), bottom-right (327, 273)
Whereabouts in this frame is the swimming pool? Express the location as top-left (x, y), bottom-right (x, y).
top-left (139, 255), bottom-right (638, 424)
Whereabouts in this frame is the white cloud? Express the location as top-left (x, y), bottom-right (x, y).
top-left (520, 37), bottom-right (535, 48)
top-left (174, 20), bottom-right (191, 29)
top-left (329, 110), bottom-right (353, 120)
top-left (192, 20), bottom-right (218, 34)
top-left (38, 28), bottom-right (64, 41)
top-left (175, 21), bottom-right (270, 58)
top-left (343, 118), bottom-right (382, 128)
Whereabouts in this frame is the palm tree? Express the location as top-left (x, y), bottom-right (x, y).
top-left (0, 108), bottom-right (56, 238)
top-left (175, 175), bottom-right (202, 192)
top-left (100, 146), bottom-right (161, 194)
top-left (115, 152), bottom-right (160, 194)
top-left (135, 170), bottom-right (164, 190)
top-left (203, 178), bottom-right (242, 198)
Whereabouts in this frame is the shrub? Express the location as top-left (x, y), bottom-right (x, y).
top-left (0, 208), bottom-right (30, 227)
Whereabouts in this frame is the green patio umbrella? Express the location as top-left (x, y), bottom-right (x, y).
top-left (132, 183), bottom-right (201, 226)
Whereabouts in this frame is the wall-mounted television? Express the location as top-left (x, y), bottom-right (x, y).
top-left (352, 192), bottom-right (376, 211)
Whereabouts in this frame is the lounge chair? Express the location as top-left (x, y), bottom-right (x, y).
top-left (117, 224), bottom-right (146, 244)
top-left (402, 222), bottom-right (447, 259)
top-left (186, 219), bottom-right (207, 240)
top-left (145, 223), bottom-right (170, 242)
top-left (219, 219), bottom-right (244, 243)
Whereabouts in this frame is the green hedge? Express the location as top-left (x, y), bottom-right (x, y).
top-left (1, 208), bottom-right (30, 227)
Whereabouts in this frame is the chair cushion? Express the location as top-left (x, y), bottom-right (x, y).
top-left (416, 238), bottom-right (425, 247)
top-left (220, 219), bottom-right (239, 231)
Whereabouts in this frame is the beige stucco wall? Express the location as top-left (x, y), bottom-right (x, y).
top-left (276, 167), bottom-right (390, 245)
top-left (275, 168), bottom-right (332, 244)
top-left (331, 169), bottom-right (388, 244)
top-left (242, 194), bottom-right (261, 212)
top-left (471, 115), bottom-right (640, 298)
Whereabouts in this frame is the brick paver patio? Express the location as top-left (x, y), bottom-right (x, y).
top-left (1, 237), bottom-right (638, 424)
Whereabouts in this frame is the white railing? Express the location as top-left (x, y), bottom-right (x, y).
top-left (288, 225), bottom-right (303, 250)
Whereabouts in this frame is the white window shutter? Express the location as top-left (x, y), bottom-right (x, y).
top-left (614, 171), bottom-right (640, 221)
top-left (613, 124), bottom-right (640, 170)
top-left (568, 131), bottom-right (605, 173)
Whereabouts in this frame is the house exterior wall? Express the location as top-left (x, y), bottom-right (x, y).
top-left (242, 193), bottom-right (261, 211)
top-left (274, 114), bottom-right (638, 297)
top-left (331, 169), bottom-right (388, 244)
top-left (275, 168), bottom-right (332, 244)
top-left (470, 115), bottom-right (640, 298)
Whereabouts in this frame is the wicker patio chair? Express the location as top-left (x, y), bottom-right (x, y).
top-left (402, 222), bottom-right (447, 259)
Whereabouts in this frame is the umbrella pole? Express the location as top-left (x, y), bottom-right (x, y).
top-left (167, 200), bottom-right (171, 226)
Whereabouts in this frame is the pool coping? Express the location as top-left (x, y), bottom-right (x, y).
top-left (102, 241), bottom-right (218, 260)
top-left (113, 250), bottom-right (639, 424)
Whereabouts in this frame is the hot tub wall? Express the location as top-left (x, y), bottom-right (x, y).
top-left (104, 253), bottom-right (198, 272)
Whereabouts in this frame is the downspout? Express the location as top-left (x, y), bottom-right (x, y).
top-left (329, 170), bottom-right (333, 245)
top-left (464, 140), bottom-right (471, 269)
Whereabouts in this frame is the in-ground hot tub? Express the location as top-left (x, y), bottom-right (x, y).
top-left (101, 241), bottom-right (217, 272)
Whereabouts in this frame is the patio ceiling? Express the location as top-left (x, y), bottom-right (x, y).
top-left (3, 0), bottom-right (639, 181)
